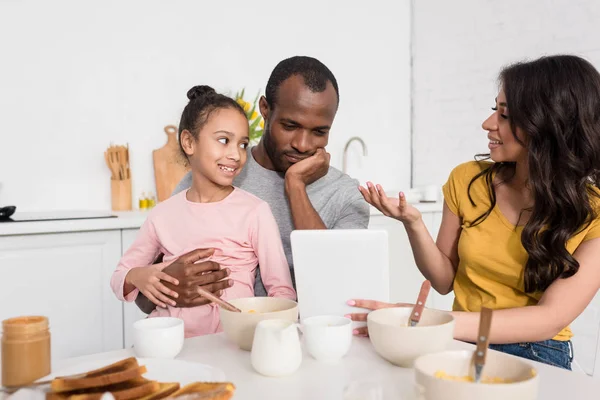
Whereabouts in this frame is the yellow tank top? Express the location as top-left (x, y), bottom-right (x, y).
top-left (442, 161), bottom-right (600, 341)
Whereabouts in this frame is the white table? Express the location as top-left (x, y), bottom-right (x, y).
top-left (45, 334), bottom-right (600, 400)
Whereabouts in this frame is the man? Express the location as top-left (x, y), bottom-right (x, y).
top-left (136, 56), bottom-right (369, 313)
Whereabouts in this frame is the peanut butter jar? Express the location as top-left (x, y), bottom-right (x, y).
top-left (2, 316), bottom-right (51, 387)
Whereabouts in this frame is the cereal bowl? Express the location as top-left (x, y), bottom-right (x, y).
top-left (367, 307), bottom-right (454, 367)
top-left (414, 350), bottom-right (539, 400)
top-left (220, 297), bottom-right (298, 351)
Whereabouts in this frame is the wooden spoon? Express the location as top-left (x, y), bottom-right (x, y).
top-left (409, 280), bottom-right (432, 327)
top-left (196, 287), bottom-right (241, 313)
top-left (472, 307), bottom-right (493, 383)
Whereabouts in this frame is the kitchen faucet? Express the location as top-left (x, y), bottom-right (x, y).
top-left (342, 136), bottom-right (368, 174)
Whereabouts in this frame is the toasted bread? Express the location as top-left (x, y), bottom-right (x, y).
top-left (50, 358), bottom-right (146, 393)
top-left (169, 382), bottom-right (236, 400)
top-left (46, 377), bottom-right (159, 400)
top-left (137, 382), bottom-right (180, 400)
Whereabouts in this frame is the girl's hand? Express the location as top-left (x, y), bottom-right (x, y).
top-left (345, 299), bottom-right (413, 337)
top-left (126, 263), bottom-right (180, 309)
top-left (359, 182), bottom-right (422, 225)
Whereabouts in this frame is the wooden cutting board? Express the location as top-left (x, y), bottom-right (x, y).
top-left (153, 125), bottom-right (190, 202)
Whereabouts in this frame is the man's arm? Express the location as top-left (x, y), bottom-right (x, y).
top-left (284, 148), bottom-right (330, 230)
top-left (285, 179), bottom-right (327, 230)
top-left (135, 294), bottom-right (158, 314)
top-left (334, 186), bottom-right (370, 229)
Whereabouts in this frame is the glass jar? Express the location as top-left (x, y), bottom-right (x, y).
top-left (1, 316), bottom-right (51, 387)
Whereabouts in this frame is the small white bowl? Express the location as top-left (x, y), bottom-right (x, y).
top-left (132, 317), bottom-right (184, 359)
top-left (302, 315), bottom-right (353, 362)
top-left (414, 350), bottom-right (539, 400)
top-left (367, 307), bottom-right (454, 367)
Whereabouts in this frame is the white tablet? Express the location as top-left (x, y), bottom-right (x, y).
top-left (290, 229), bottom-right (390, 324)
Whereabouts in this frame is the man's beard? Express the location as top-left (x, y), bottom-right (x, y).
top-left (263, 119), bottom-right (286, 173)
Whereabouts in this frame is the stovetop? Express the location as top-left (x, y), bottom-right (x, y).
top-left (0, 210), bottom-right (117, 223)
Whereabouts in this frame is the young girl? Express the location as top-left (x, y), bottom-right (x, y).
top-left (111, 85), bottom-right (296, 338)
top-left (352, 55), bottom-right (600, 370)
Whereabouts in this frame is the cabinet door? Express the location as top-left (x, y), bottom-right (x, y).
top-left (0, 231), bottom-right (123, 360)
top-left (121, 228), bottom-right (148, 348)
top-left (368, 214), bottom-right (430, 306)
top-left (571, 290), bottom-right (600, 377)
top-left (427, 211), bottom-right (455, 311)
top-left (369, 211), bottom-right (455, 310)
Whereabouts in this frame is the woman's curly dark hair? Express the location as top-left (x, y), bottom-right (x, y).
top-left (467, 55), bottom-right (600, 293)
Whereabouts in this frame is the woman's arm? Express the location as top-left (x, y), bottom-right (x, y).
top-left (350, 238), bottom-right (600, 340)
top-left (360, 183), bottom-right (462, 294)
top-left (252, 202), bottom-right (297, 300)
top-left (405, 202), bottom-right (461, 294)
top-left (452, 237), bottom-right (600, 343)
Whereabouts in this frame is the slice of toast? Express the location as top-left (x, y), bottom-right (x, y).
top-left (50, 358), bottom-right (146, 393)
top-left (137, 382), bottom-right (180, 400)
top-left (169, 382), bottom-right (236, 400)
top-left (46, 377), bottom-right (160, 400)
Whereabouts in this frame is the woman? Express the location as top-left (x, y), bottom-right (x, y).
top-left (351, 55), bottom-right (600, 370)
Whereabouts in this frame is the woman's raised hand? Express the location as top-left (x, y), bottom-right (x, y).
top-left (359, 182), bottom-right (422, 225)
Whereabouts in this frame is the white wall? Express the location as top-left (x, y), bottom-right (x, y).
top-left (412, 0), bottom-right (600, 187)
top-left (0, 0), bottom-right (411, 211)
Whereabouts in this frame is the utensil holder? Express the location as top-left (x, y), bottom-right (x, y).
top-left (111, 178), bottom-right (132, 211)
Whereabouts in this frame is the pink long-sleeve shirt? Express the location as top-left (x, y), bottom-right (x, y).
top-left (111, 188), bottom-right (296, 338)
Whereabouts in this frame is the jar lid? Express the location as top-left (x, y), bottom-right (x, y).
top-left (2, 316), bottom-right (49, 335)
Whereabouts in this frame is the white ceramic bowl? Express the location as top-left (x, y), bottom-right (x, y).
top-left (220, 297), bottom-right (299, 351)
top-left (132, 317), bottom-right (184, 359)
top-left (414, 350), bottom-right (539, 400)
top-left (367, 307), bottom-right (454, 367)
top-left (302, 315), bottom-right (353, 362)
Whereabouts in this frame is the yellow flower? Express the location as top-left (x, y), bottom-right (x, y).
top-left (259, 120), bottom-right (264, 129)
top-left (243, 102), bottom-right (251, 112)
top-left (236, 98), bottom-right (245, 107)
top-left (251, 111), bottom-right (258, 120)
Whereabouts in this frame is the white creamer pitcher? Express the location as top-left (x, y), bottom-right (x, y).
top-left (251, 319), bottom-right (302, 377)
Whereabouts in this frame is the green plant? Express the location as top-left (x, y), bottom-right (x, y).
top-left (235, 89), bottom-right (264, 144)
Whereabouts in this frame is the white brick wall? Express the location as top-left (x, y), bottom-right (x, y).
top-left (412, 0), bottom-right (600, 187)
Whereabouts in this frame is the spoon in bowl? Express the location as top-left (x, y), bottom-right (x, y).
top-left (196, 287), bottom-right (241, 313)
top-left (409, 280), bottom-right (432, 327)
top-left (472, 307), bottom-right (493, 383)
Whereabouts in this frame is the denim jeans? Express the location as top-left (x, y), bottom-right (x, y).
top-left (489, 340), bottom-right (573, 370)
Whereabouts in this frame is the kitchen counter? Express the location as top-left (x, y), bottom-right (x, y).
top-left (0, 203), bottom-right (444, 235)
top-left (0, 211), bottom-right (149, 236)
top-left (370, 201), bottom-right (443, 216)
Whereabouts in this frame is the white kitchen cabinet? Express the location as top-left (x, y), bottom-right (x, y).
top-left (369, 213), bottom-right (428, 306)
top-left (428, 211), bottom-right (455, 311)
top-left (368, 208), bottom-right (453, 309)
top-left (120, 228), bottom-right (148, 349)
top-left (0, 230), bottom-right (124, 360)
top-left (571, 291), bottom-right (600, 377)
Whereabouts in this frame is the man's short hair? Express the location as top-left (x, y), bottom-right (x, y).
top-left (265, 56), bottom-right (339, 108)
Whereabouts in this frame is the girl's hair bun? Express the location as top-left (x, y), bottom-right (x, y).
top-left (187, 85), bottom-right (216, 101)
